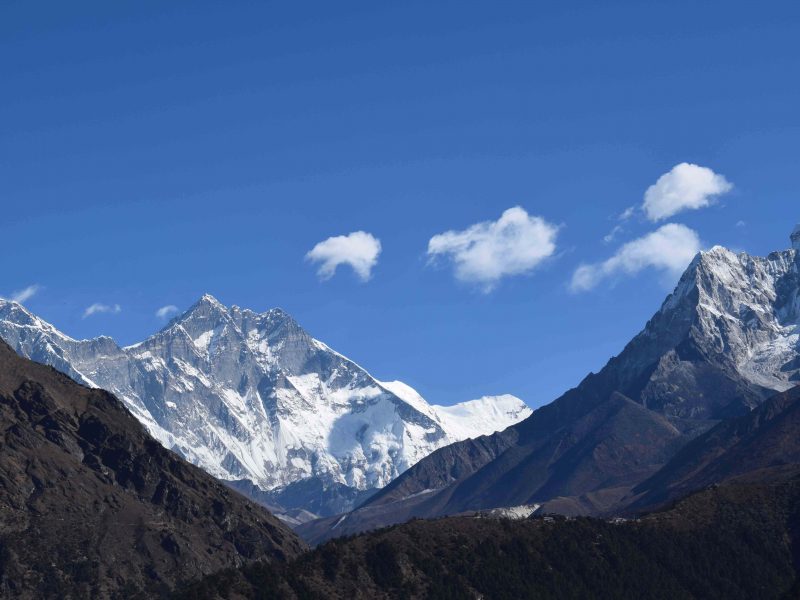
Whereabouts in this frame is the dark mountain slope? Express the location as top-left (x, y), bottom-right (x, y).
top-left (626, 386), bottom-right (800, 512)
top-left (181, 475), bottom-right (800, 600)
top-left (0, 340), bottom-right (305, 599)
top-left (438, 392), bottom-right (686, 511)
top-left (298, 392), bottom-right (696, 544)
top-left (299, 241), bottom-right (800, 542)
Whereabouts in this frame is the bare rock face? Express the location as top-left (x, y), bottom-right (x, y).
top-left (605, 241), bottom-right (800, 419)
top-left (0, 340), bottom-right (305, 599)
top-left (0, 295), bottom-right (530, 517)
top-left (626, 385), bottom-right (800, 512)
top-left (301, 227), bottom-right (800, 542)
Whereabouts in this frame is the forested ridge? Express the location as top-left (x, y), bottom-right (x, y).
top-left (178, 475), bottom-right (800, 599)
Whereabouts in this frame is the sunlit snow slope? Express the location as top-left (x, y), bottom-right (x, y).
top-left (0, 295), bottom-right (530, 513)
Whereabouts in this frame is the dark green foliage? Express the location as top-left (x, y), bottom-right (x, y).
top-left (176, 478), bottom-right (800, 599)
top-left (365, 541), bottom-right (403, 589)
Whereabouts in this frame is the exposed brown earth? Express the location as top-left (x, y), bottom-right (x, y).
top-left (0, 340), bottom-right (305, 599)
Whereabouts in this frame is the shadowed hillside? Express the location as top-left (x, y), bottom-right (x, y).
top-left (0, 341), bottom-right (305, 599)
top-left (178, 475), bottom-right (800, 599)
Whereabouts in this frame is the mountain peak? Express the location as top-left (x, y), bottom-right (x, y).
top-left (433, 394), bottom-right (532, 440)
top-left (180, 293), bottom-right (231, 321)
top-left (792, 223), bottom-right (800, 250)
top-left (0, 297), bottom-right (25, 312)
top-left (0, 298), bottom-right (79, 343)
top-left (196, 293), bottom-right (226, 308)
top-left (0, 299), bottom-right (37, 330)
top-left (695, 245), bottom-right (739, 268)
top-left (0, 297), bottom-right (532, 516)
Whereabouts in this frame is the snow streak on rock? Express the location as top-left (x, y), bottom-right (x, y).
top-left (0, 295), bottom-right (530, 507)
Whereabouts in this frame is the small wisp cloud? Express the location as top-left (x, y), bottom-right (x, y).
top-left (83, 303), bottom-right (122, 319)
top-left (427, 206), bottom-right (558, 292)
top-left (642, 163), bottom-right (732, 221)
top-left (306, 231), bottom-right (382, 282)
top-left (571, 223), bottom-right (701, 292)
top-left (7, 284), bottom-right (42, 304)
top-left (156, 305), bottom-right (179, 319)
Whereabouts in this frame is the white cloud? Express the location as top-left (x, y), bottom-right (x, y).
top-left (7, 284), bottom-right (42, 304)
top-left (570, 223), bottom-right (701, 292)
top-left (306, 231), bottom-right (382, 281)
top-left (83, 303), bottom-right (122, 318)
top-left (427, 206), bottom-right (559, 291)
top-left (603, 225), bottom-right (624, 244)
top-left (619, 206), bottom-right (636, 221)
top-left (642, 163), bottom-right (732, 222)
top-left (156, 305), bottom-right (179, 319)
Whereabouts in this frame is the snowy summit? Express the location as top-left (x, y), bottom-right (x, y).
top-left (0, 295), bottom-right (531, 515)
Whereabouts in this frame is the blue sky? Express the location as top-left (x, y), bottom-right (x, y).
top-left (2, 1), bottom-right (799, 407)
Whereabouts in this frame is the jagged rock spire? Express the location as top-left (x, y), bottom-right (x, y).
top-left (792, 224), bottom-right (800, 250)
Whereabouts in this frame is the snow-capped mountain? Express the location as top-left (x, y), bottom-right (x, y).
top-left (298, 225), bottom-right (800, 541)
top-left (0, 294), bottom-right (530, 515)
top-left (379, 380), bottom-right (531, 440)
top-left (603, 227), bottom-right (800, 419)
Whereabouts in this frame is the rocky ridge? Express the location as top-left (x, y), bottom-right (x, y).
top-left (0, 295), bottom-right (530, 516)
